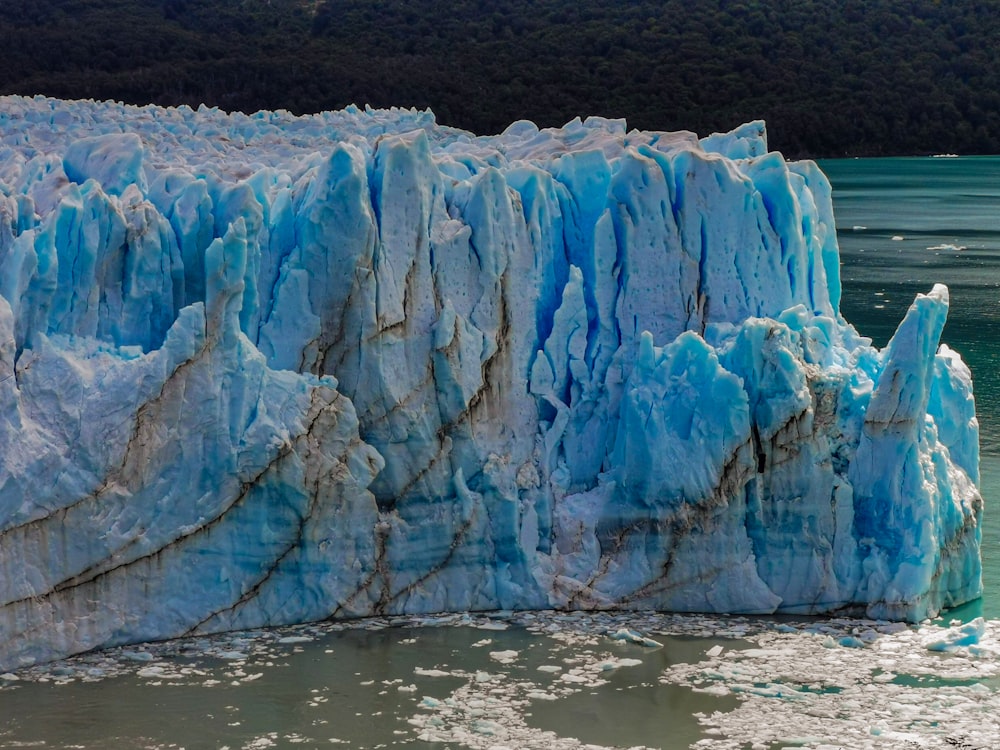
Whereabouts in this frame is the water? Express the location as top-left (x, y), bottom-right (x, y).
top-left (0, 613), bottom-right (738, 749)
top-left (822, 156), bottom-right (1000, 453)
top-left (3, 156), bottom-right (1000, 750)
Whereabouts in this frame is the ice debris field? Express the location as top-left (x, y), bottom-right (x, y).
top-left (4, 610), bottom-right (1000, 750)
top-left (0, 95), bottom-right (984, 669)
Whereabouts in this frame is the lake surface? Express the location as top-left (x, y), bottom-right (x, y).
top-left (3, 156), bottom-right (1000, 750)
top-left (823, 156), bottom-right (1000, 453)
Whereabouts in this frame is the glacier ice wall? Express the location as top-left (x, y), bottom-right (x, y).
top-left (0, 98), bottom-right (982, 668)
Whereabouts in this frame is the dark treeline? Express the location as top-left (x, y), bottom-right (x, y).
top-left (1, 0), bottom-right (999, 157)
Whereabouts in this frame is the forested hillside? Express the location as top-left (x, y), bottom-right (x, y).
top-left (1, 0), bottom-right (998, 157)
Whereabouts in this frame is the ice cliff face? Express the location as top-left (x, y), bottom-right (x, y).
top-left (0, 97), bottom-right (982, 668)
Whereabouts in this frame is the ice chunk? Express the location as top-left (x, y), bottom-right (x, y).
top-left (609, 629), bottom-right (663, 649)
top-left (0, 96), bottom-right (981, 669)
top-left (923, 617), bottom-right (986, 652)
top-left (63, 132), bottom-right (147, 196)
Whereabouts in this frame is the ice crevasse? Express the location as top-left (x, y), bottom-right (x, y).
top-left (0, 96), bottom-right (982, 669)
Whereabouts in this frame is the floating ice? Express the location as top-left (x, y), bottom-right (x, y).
top-left (489, 650), bottom-right (519, 664)
top-left (0, 96), bottom-right (982, 668)
top-left (609, 629), bottom-right (663, 648)
top-left (596, 656), bottom-right (643, 670)
top-left (4, 610), bottom-right (1000, 750)
top-left (661, 615), bottom-right (1000, 750)
top-left (415, 667), bottom-right (452, 678)
top-left (923, 617), bottom-right (986, 653)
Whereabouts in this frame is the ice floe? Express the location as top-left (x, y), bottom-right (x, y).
top-left (1, 611), bottom-right (999, 749)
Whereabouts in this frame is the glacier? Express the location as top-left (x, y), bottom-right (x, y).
top-left (0, 96), bottom-right (982, 669)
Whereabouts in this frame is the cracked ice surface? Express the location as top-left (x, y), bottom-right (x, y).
top-left (660, 616), bottom-right (1000, 750)
top-left (0, 97), bottom-right (983, 669)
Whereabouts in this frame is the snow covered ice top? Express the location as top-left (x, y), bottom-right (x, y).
top-left (0, 96), bottom-right (983, 669)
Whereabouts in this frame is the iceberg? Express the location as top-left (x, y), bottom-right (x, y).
top-left (0, 97), bottom-right (982, 669)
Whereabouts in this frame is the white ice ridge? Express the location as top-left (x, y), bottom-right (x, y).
top-left (0, 96), bottom-right (982, 669)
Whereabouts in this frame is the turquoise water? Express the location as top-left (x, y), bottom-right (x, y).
top-left (821, 156), bottom-right (1000, 619)
top-left (2, 156), bottom-right (1000, 749)
top-left (821, 156), bottom-right (1000, 453)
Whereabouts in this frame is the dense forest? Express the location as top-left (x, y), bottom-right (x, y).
top-left (1, 0), bottom-right (999, 157)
